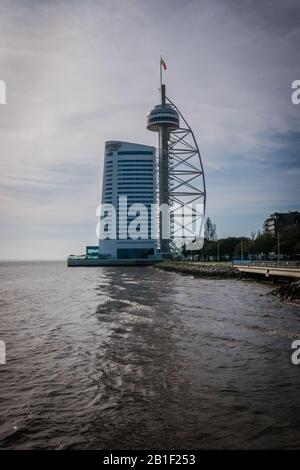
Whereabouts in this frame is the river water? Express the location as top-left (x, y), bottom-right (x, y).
top-left (0, 261), bottom-right (299, 449)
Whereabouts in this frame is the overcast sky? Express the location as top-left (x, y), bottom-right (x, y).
top-left (0, 0), bottom-right (299, 259)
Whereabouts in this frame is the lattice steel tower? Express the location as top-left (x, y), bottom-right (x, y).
top-left (147, 76), bottom-right (206, 257)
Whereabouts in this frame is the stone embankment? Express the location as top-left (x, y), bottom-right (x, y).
top-left (269, 280), bottom-right (300, 306)
top-left (154, 261), bottom-right (245, 279)
top-left (154, 261), bottom-right (300, 306)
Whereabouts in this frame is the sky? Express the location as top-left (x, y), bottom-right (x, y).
top-left (0, 0), bottom-right (299, 260)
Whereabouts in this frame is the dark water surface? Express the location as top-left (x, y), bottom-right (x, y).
top-left (0, 261), bottom-right (299, 449)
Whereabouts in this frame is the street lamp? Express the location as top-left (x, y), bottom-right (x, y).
top-left (241, 238), bottom-right (244, 262)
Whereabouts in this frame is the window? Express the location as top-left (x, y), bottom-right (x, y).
top-left (117, 151), bottom-right (153, 156)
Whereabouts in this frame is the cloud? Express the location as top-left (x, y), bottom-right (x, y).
top-left (0, 0), bottom-right (299, 258)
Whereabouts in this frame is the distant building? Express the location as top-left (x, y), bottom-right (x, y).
top-left (264, 211), bottom-right (300, 234)
top-left (99, 141), bottom-right (157, 259)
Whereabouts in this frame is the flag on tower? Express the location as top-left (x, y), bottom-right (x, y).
top-left (160, 57), bottom-right (167, 70)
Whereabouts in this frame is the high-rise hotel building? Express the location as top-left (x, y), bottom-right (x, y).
top-left (99, 141), bottom-right (157, 259)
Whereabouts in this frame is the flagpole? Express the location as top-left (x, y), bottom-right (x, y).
top-left (160, 57), bottom-right (166, 105)
top-left (160, 56), bottom-right (162, 89)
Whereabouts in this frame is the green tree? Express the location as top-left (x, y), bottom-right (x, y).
top-left (204, 217), bottom-right (217, 241)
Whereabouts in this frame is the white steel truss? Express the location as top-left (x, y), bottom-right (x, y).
top-left (166, 97), bottom-right (206, 253)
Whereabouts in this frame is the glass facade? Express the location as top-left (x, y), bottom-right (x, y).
top-left (99, 142), bottom-right (157, 259)
top-left (116, 157), bottom-right (154, 243)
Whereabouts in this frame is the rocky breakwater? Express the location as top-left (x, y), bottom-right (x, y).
top-left (269, 280), bottom-right (300, 306)
top-left (153, 261), bottom-right (245, 279)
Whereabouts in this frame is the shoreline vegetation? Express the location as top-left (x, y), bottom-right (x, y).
top-left (154, 261), bottom-right (300, 306)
